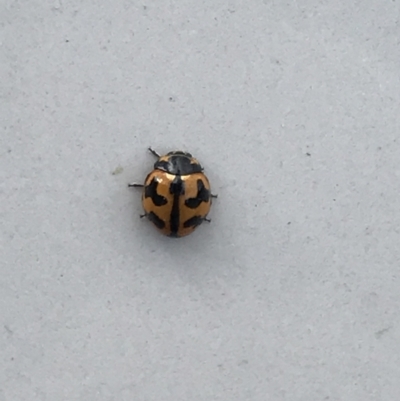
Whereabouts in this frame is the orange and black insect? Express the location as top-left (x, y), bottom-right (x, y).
top-left (129, 148), bottom-right (217, 238)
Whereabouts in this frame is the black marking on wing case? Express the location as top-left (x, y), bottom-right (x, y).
top-left (147, 212), bottom-right (165, 229)
top-left (144, 177), bottom-right (167, 206)
top-left (185, 179), bottom-right (210, 209)
top-left (169, 176), bottom-right (185, 236)
top-left (183, 216), bottom-right (204, 228)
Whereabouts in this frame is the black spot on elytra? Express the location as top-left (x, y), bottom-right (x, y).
top-left (183, 216), bottom-right (204, 228)
top-left (185, 179), bottom-right (210, 208)
top-left (169, 177), bottom-right (185, 195)
top-left (169, 176), bottom-right (184, 235)
top-left (147, 212), bottom-right (165, 229)
top-left (145, 177), bottom-right (167, 206)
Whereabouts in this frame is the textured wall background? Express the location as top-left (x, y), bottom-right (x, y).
top-left (1, 0), bottom-right (400, 400)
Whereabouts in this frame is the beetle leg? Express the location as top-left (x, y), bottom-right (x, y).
top-left (211, 193), bottom-right (218, 198)
top-left (128, 183), bottom-right (144, 188)
top-left (204, 217), bottom-right (212, 223)
top-left (140, 213), bottom-right (147, 219)
top-left (148, 147), bottom-right (161, 158)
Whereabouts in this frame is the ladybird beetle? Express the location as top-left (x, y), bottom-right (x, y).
top-left (129, 147), bottom-right (217, 238)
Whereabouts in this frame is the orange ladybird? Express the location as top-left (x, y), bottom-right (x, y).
top-left (129, 148), bottom-right (216, 238)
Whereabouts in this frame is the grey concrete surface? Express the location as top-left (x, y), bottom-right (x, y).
top-left (1, 0), bottom-right (400, 400)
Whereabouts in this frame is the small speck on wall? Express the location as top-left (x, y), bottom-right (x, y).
top-left (111, 166), bottom-right (124, 175)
